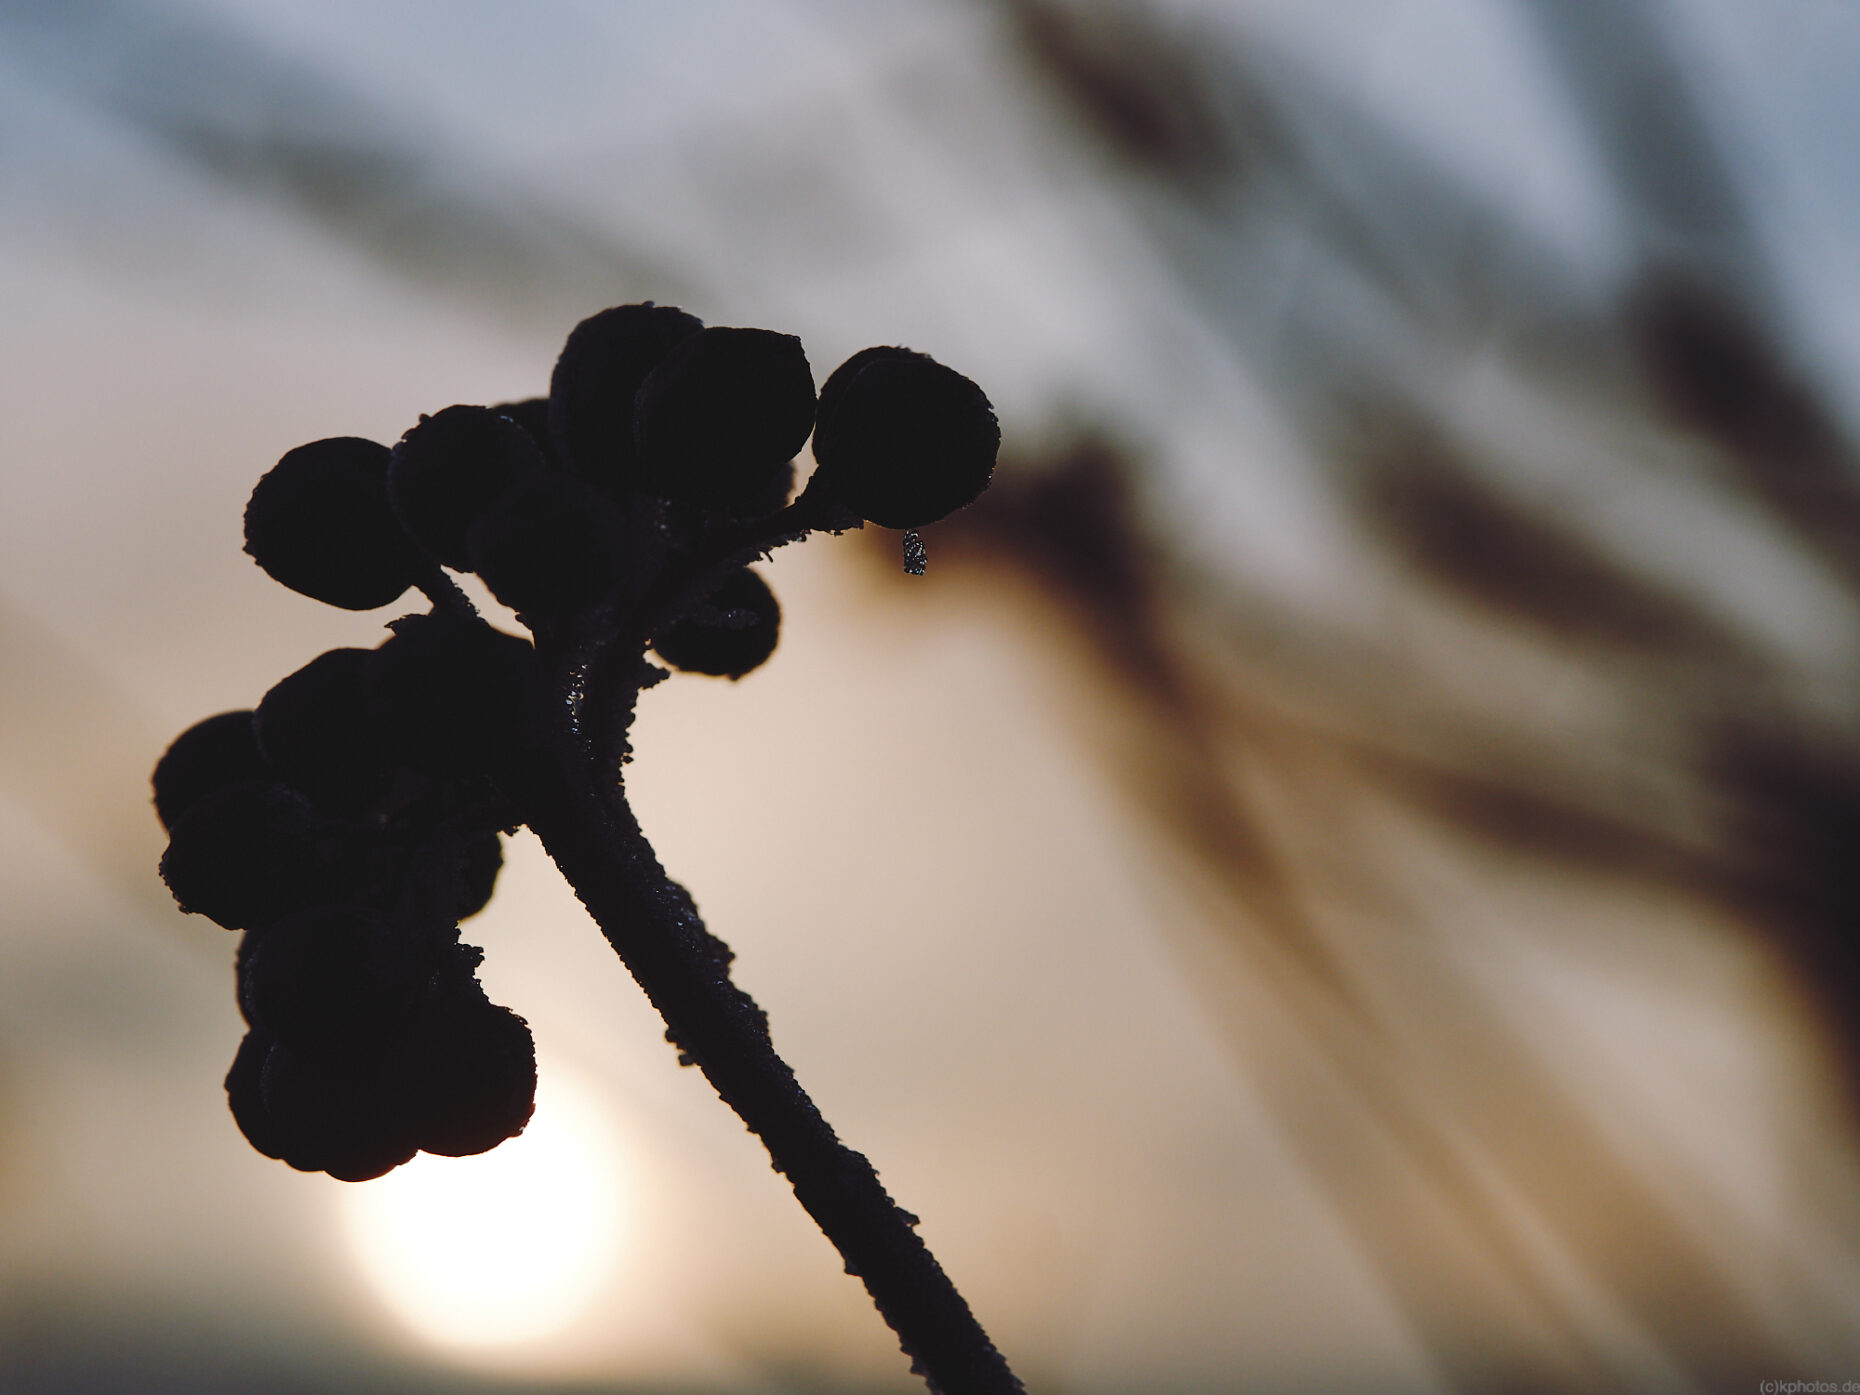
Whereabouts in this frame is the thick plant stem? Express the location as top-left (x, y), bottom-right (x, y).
top-left (497, 717), bottom-right (1025, 1395)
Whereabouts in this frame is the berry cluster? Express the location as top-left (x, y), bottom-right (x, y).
top-left (155, 676), bottom-right (530, 1182)
top-left (153, 303), bottom-right (999, 1185)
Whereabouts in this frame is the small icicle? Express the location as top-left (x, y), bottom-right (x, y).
top-left (902, 529), bottom-right (927, 576)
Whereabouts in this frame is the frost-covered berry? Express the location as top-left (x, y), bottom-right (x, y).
top-left (633, 327), bottom-right (816, 509)
top-left (810, 347), bottom-right (998, 528)
top-left (548, 303), bottom-right (703, 486)
top-left (244, 438), bottom-right (426, 609)
top-left (652, 568), bottom-right (781, 679)
top-left (467, 473), bottom-right (619, 617)
top-left (152, 710), bottom-right (270, 832)
top-left (388, 405), bottom-right (546, 571)
top-left (364, 615), bottom-right (543, 777)
top-left (254, 648), bottom-right (390, 812)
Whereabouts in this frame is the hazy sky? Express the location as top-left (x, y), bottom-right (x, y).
top-left (6, 2), bottom-right (1860, 1391)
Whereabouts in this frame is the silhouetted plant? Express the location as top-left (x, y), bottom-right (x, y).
top-left (152, 304), bottom-right (1018, 1395)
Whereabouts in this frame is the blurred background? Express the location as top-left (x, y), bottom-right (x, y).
top-left (4, 0), bottom-right (1860, 1390)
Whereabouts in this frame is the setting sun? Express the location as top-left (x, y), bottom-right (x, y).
top-left (339, 1062), bottom-right (630, 1350)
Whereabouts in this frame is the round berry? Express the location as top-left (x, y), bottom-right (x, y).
top-left (238, 904), bottom-right (428, 1059)
top-left (152, 710), bottom-right (270, 833)
top-left (254, 648), bottom-right (390, 812)
top-left (390, 992), bottom-right (537, 1157)
top-left (226, 1029), bottom-right (287, 1161)
top-left (454, 832), bottom-right (503, 921)
top-left (260, 1042), bottom-right (417, 1181)
top-left (393, 831), bottom-right (505, 924)
top-left (733, 459), bottom-right (795, 520)
top-left (467, 473), bottom-right (619, 617)
top-left (162, 784), bottom-right (403, 931)
top-left (633, 327), bottom-right (816, 509)
top-left (810, 347), bottom-right (998, 528)
top-left (488, 397), bottom-right (562, 470)
top-left (388, 405), bottom-right (546, 571)
top-left (160, 784), bottom-right (323, 931)
top-left (364, 615), bottom-right (544, 778)
top-left (652, 568), bottom-right (781, 679)
top-left (244, 438), bottom-right (426, 609)
top-left (548, 303), bottom-right (703, 486)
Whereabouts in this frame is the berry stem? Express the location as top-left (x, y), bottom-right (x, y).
top-left (415, 562), bottom-right (480, 621)
top-left (495, 696), bottom-right (1025, 1395)
top-left (624, 485), bottom-right (857, 657)
top-left (571, 488), bottom-right (860, 789)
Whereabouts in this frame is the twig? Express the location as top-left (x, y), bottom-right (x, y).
top-left (497, 676), bottom-right (1025, 1395)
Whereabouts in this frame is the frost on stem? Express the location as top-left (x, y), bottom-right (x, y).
top-left (154, 303), bottom-right (1020, 1395)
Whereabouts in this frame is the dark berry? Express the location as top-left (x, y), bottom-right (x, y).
top-left (244, 438), bottom-right (426, 609)
top-left (454, 832), bottom-right (503, 921)
top-left (162, 784), bottom-right (402, 931)
top-left (548, 303), bottom-right (703, 486)
top-left (388, 406), bottom-right (546, 570)
top-left (633, 327), bottom-right (816, 508)
top-left (490, 397), bottom-right (563, 470)
top-left (160, 784), bottom-right (324, 930)
top-left (226, 1029), bottom-right (286, 1161)
top-left (237, 904), bottom-right (429, 1059)
top-left (152, 710), bottom-right (270, 833)
top-left (364, 615), bottom-right (544, 778)
top-left (467, 473), bottom-right (619, 617)
top-left (261, 1042), bottom-right (417, 1181)
top-left (254, 648), bottom-right (390, 812)
top-left (383, 771), bottom-right (520, 845)
top-left (389, 991), bottom-right (537, 1157)
top-left (733, 458), bottom-right (795, 520)
top-left (652, 568), bottom-right (781, 679)
top-left (810, 347), bottom-right (998, 528)
top-left (391, 831), bottom-right (505, 925)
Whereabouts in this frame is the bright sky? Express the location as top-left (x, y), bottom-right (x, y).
top-left (5, 1), bottom-right (1860, 1390)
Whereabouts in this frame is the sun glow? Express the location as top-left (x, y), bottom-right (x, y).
top-left (340, 1062), bottom-right (631, 1350)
